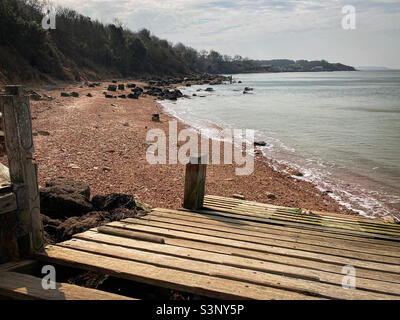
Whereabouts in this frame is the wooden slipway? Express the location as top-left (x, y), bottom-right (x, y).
top-left (34, 196), bottom-right (400, 300)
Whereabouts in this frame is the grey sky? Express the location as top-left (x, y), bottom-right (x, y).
top-left (50, 0), bottom-right (400, 68)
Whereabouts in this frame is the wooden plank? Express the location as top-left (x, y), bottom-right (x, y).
top-left (121, 218), bottom-right (400, 265)
top-left (152, 208), bottom-right (400, 253)
top-left (60, 237), bottom-right (399, 300)
top-left (206, 195), bottom-right (387, 224)
top-left (97, 226), bottom-right (165, 243)
top-left (1, 86), bottom-right (44, 257)
top-left (183, 154), bottom-right (207, 210)
top-left (0, 192), bottom-right (17, 215)
top-left (109, 221), bottom-right (400, 274)
top-left (37, 245), bottom-right (315, 300)
top-left (166, 208), bottom-right (400, 248)
top-left (153, 231), bottom-right (400, 284)
top-left (195, 206), bottom-right (400, 242)
top-left (204, 200), bottom-right (400, 236)
top-left (146, 211), bottom-right (400, 258)
top-left (77, 230), bottom-right (400, 294)
top-left (0, 260), bottom-right (37, 273)
top-left (0, 271), bottom-right (133, 300)
top-left (206, 195), bottom-right (400, 228)
top-left (204, 198), bottom-right (400, 233)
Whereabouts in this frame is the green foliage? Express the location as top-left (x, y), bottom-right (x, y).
top-left (0, 0), bottom-right (355, 83)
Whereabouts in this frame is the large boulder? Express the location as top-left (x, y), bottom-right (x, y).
top-left (92, 193), bottom-right (136, 212)
top-left (45, 177), bottom-right (91, 198)
top-left (40, 178), bottom-right (93, 219)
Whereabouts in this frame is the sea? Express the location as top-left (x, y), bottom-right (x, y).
top-left (160, 71), bottom-right (400, 220)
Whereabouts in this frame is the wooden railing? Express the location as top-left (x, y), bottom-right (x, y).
top-left (0, 85), bottom-right (43, 263)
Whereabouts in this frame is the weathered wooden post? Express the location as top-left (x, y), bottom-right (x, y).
top-left (183, 153), bottom-right (207, 210)
top-left (0, 85), bottom-right (44, 260)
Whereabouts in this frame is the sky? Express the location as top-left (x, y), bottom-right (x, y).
top-left (49, 0), bottom-right (400, 68)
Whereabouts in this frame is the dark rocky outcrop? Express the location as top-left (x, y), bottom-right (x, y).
top-left (56, 209), bottom-right (137, 242)
top-left (254, 141), bottom-right (267, 147)
top-left (91, 193), bottom-right (136, 212)
top-left (40, 178), bottom-right (93, 219)
top-left (127, 93), bottom-right (139, 99)
top-left (107, 85), bottom-right (117, 91)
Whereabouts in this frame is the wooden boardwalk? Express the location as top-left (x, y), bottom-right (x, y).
top-left (34, 196), bottom-right (400, 300)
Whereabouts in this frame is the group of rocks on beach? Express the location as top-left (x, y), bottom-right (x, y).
top-left (57, 73), bottom-right (253, 103)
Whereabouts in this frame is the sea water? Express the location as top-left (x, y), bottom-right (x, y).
top-left (161, 71), bottom-right (400, 219)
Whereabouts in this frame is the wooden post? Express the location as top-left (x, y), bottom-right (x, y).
top-left (183, 154), bottom-right (207, 210)
top-left (0, 85), bottom-right (44, 260)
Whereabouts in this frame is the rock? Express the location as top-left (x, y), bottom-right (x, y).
top-left (127, 93), bottom-right (139, 99)
top-left (254, 141), bottom-right (267, 147)
top-left (132, 87), bottom-right (143, 94)
top-left (123, 122), bottom-right (129, 127)
top-left (127, 83), bottom-right (136, 88)
top-left (266, 192), bottom-right (277, 200)
top-left (118, 94), bottom-right (126, 99)
top-left (118, 84), bottom-right (125, 91)
top-left (37, 130), bottom-right (50, 136)
top-left (56, 210), bottom-right (137, 242)
top-left (288, 169), bottom-right (304, 177)
top-left (87, 93), bottom-right (93, 97)
top-left (61, 92), bottom-right (70, 97)
top-left (105, 94), bottom-right (113, 98)
top-left (135, 200), bottom-right (152, 214)
top-left (205, 88), bottom-right (214, 92)
top-left (192, 93), bottom-right (197, 96)
top-left (68, 164), bottom-right (80, 169)
top-left (152, 114), bottom-right (160, 122)
top-left (238, 81), bottom-right (242, 83)
top-left (102, 166), bottom-right (111, 172)
top-left (45, 177), bottom-right (91, 199)
top-left (92, 193), bottom-right (136, 212)
top-left (233, 194), bottom-right (245, 200)
top-left (71, 92), bottom-right (79, 97)
top-left (111, 103), bottom-right (118, 107)
top-left (107, 85), bottom-right (117, 92)
top-left (244, 87), bottom-right (253, 91)
top-left (112, 80), bottom-right (117, 83)
top-left (40, 178), bottom-right (94, 219)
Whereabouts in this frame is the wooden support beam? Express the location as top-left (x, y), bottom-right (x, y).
top-left (183, 153), bottom-right (207, 210)
top-left (0, 85), bottom-right (43, 261)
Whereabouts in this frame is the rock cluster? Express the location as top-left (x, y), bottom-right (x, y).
top-left (39, 178), bottom-right (150, 243)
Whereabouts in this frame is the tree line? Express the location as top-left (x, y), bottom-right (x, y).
top-left (0, 0), bottom-right (354, 83)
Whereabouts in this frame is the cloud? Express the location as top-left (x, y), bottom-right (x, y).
top-left (48, 0), bottom-right (400, 68)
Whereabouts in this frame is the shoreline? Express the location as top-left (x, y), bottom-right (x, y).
top-left (1, 80), bottom-right (356, 216)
